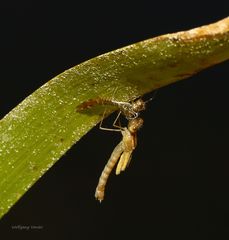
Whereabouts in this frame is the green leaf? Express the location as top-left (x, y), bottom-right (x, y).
top-left (0, 17), bottom-right (229, 218)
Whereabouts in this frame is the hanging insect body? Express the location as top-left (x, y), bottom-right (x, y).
top-left (77, 97), bottom-right (150, 202)
top-left (95, 114), bottom-right (143, 202)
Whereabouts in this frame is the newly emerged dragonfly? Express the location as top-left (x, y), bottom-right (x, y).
top-left (95, 113), bottom-right (143, 202)
top-left (77, 95), bottom-right (155, 201)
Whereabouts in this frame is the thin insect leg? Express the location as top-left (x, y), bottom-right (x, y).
top-left (112, 111), bottom-right (125, 130)
top-left (99, 109), bottom-right (122, 132)
top-left (99, 107), bottom-right (107, 129)
top-left (95, 141), bottom-right (124, 202)
top-left (116, 113), bottom-right (122, 129)
top-left (125, 109), bottom-right (139, 120)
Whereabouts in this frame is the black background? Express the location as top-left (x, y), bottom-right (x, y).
top-left (0, 1), bottom-right (228, 239)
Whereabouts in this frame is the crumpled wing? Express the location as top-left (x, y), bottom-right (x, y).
top-left (116, 151), bottom-right (132, 175)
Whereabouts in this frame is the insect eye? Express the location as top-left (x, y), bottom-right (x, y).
top-left (133, 99), bottom-right (145, 112)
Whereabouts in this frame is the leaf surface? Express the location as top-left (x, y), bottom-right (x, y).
top-left (0, 17), bottom-right (228, 218)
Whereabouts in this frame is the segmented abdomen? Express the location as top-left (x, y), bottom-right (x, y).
top-left (77, 97), bottom-right (116, 111)
top-left (95, 142), bottom-right (124, 202)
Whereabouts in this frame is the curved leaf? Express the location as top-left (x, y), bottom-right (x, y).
top-left (0, 17), bottom-right (229, 218)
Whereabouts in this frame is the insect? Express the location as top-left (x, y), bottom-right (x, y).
top-left (77, 92), bottom-right (156, 201)
top-left (77, 97), bottom-right (146, 119)
top-left (95, 114), bottom-right (143, 202)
